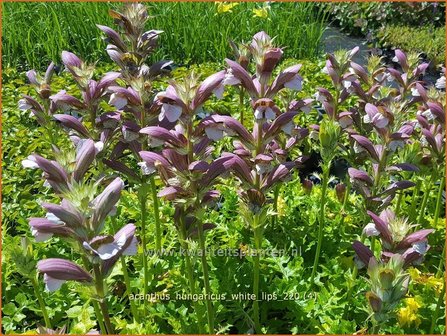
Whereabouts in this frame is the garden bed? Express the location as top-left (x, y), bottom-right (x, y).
top-left (1, 2), bottom-right (445, 335)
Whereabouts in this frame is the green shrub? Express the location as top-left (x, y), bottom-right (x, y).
top-left (324, 2), bottom-right (445, 37)
top-left (377, 25), bottom-right (446, 67)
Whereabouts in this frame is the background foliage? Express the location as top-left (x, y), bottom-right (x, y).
top-left (2, 2), bottom-right (327, 69)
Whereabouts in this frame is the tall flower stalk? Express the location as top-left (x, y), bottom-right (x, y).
top-left (209, 31), bottom-right (310, 332)
top-left (96, 3), bottom-right (173, 311)
top-left (308, 48), bottom-right (359, 284)
top-left (23, 141), bottom-right (136, 334)
top-left (139, 70), bottom-right (227, 333)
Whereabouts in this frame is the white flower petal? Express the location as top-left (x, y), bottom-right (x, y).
top-left (18, 99), bottom-right (32, 111)
top-left (45, 212), bottom-right (63, 225)
top-left (389, 140), bottom-right (404, 152)
top-left (223, 71), bottom-right (241, 86)
top-left (301, 105), bottom-right (311, 114)
top-left (435, 76), bottom-right (446, 89)
top-left (213, 84), bottom-right (225, 100)
top-left (284, 76), bottom-right (302, 91)
top-left (372, 114), bottom-right (389, 129)
top-left (122, 236), bottom-right (138, 256)
top-left (44, 274), bottom-right (65, 292)
top-left (363, 223), bottom-right (380, 237)
top-left (254, 107), bottom-right (264, 120)
top-left (281, 122), bottom-right (294, 135)
top-left (96, 242), bottom-right (121, 260)
top-left (109, 93), bottom-right (127, 110)
top-left (205, 127), bottom-right (224, 141)
top-left (413, 241), bottom-right (428, 255)
top-left (21, 156), bottom-right (39, 169)
top-left (265, 107), bottom-right (276, 120)
top-left (94, 141), bottom-right (104, 153)
top-left (32, 229), bottom-right (53, 242)
top-left (161, 103), bottom-right (182, 123)
top-left (138, 162), bottom-right (155, 175)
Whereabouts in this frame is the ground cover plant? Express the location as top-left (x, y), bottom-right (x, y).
top-left (2, 2), bottom-right (445, 335)
top-left (323, 2), bottom-right (446, 69)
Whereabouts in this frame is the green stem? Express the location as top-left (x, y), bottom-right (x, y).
top-left (370, 236), bottom-right (376, 258)
top-left (81, 255), bottom-right (107, 334)
top-left (239, 87), bottom-right (244, 125)
top-left (434, 177), bottom-right (445, 278)
top-left (196, 219), bottom-right (215, 334)
top-left (394, 191), bottom-right (403, 216)
top-left (417, 171), bottom-right (437, 224)
top-left (110, 218), bottom-right (139, 322)
top-left (272, 184), bottom-right (280, 226)
top-left (310, 162), bottom-right (331, 285)
top-left (180, 218), bottom-right (205, 334)
top-left (149, 175), bottom-right (162, 252)
top-left (252, 215), bottom-right (262, 333)
top-left (339, 178), bottom-right (351, 236)
top-left (344, 236), bottom-right (366, 318)
top-left (31, 276), bottom-right (52, 328)
top-left (92, 301), bottom-right (106, 334)
top-left (433, 176), bottom-right (445, 231)
top-left (93, 265), bottom-right (114, 334)
top-left (430, 283), bottom-right (445, 334)
top-left (409, 179), bottom-right (422, 221)
top-left (251, 119), bottom-right (264, 333)
top-left (80, 256), bottom-right (106, 334)
top-left (138, 186), bottom-right (149, 315)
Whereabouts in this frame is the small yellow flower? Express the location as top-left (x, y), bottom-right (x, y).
top-left (408, 267), bottom-right (443, 293)
top-left (398, 307), bottom-right (421, 327)
top-left (426, 276), bottom-right (444, 293)
top-left (408, 267), bottom-right (421, 280)
top-left (398, 297), bottom-right (422, 327)
top-left (277, 196), bottom-right (286, 217)
top-left (216, 2), bottom-right (239, 14)
top-left (405, 297), bottom-right (421, 311)
top-left (252, 6), bottom-right (269, 19)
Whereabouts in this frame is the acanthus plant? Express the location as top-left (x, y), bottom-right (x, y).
top-left (228, 39), bottom-right (252, 124)
top-left (306, 48), bottom-right (360, 284)
top-left (30, 3), bottom-right (172, 319)
top-left (138, 70), bottom-right (228, 334)
top-left (18, 62), bottom-right (72, 147)
top-left (314, 47), bottom-right (442, 329)
top-left (412, 86), bottom-right (445, 225)
top-left (96, 3), bottom-right (173, 314)
top-left (23, 140), bottom-right (136, 334)
top-left (343, 51), bottom-right (441, 288)
top-left (206, 31), bottom-right (311, 332)
top-left (352, 208), bottom-right (434, 331)
top-left (339, 50), bottom-right (443, 332)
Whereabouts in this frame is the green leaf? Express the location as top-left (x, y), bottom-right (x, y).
top-left (3, 302), bottom-right (17, 315)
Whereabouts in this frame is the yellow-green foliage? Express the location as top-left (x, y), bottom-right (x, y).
top-left (377, 25), bottom-right (446, 66)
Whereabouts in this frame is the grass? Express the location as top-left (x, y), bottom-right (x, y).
top-left (2, 2), bottom-right (328, 70)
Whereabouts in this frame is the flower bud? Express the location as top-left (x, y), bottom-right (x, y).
top-left (366, 291), bottom-right (382, 313)
top-left (302, 179), bottom-right (313, 194)
top-left (319, 118), bottom-right (340, 162)
top-left (335, 183), bottom-right (346, 202)
top-left (379, 269), bottom-right (395, 290)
